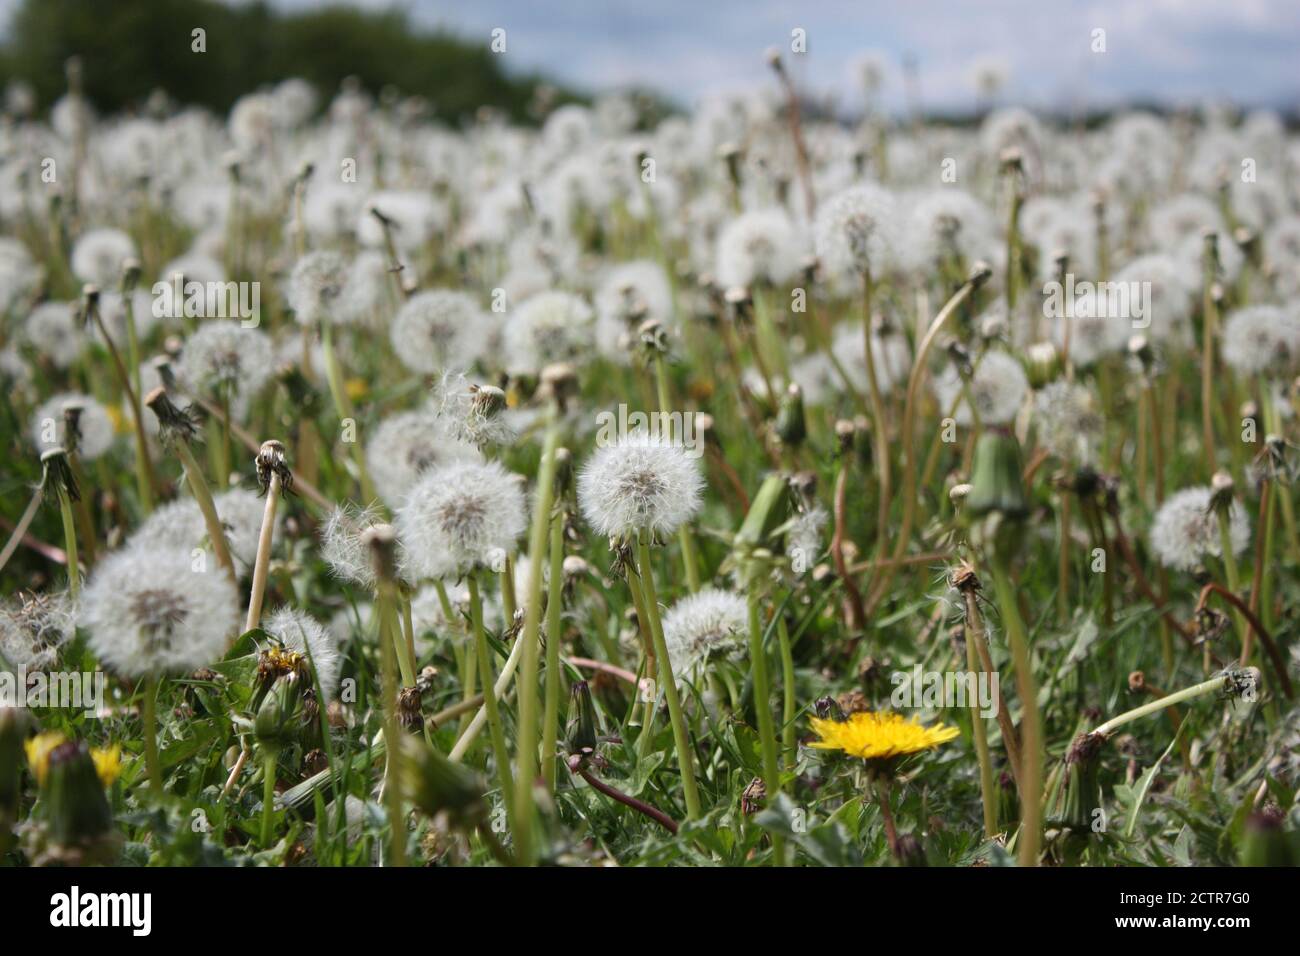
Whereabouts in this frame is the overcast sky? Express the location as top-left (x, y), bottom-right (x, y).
top-left (13, 0), bottom-right (1299, 113)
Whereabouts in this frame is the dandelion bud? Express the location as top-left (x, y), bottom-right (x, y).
top-left (967, 259), bottom-right (993, 289)
top-left (0, 708), bottom-right (29, 823)
top-left (834, 418), bottom-right (855, 453)
top-left (1209, 470), bottom-right (1236, 518)
top-left (254, 672), bottom-right (303, 747)
top-left (29, 741), bottom-right (119, 864)
top-left (775, 383), bottom-right (806, 447)
top-left (362, 523), bottom-right (399, 586)
top-left (967, 428), bottom-right (1029, 520)
top-left (397, 734), bottom-right (486, 830)
top-left (1052, 731), bottom-right (1104, 834)
top-left (552, 446), bottom-right (573, 497)
top-left (255, 439), bottom-right (292, 497)
top-left (1239, 808), bottom-right (1296, 867)
top-left (566, 680), bottom-right (599, 758)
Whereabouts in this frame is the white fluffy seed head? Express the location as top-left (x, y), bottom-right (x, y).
top-left (0, 591), bottom-right (76, 670)
top-left (263, 606), bottom-right (341, 700)
top-left (578, 431), bottom-right (705, 539)
top-left (24, 301), bottom-right (85, 369)
top-left (70, 228), bottom-right (137, 288)
top-left (1150, 486), bottom-right (1251, 573)
top-left (390, 290), bottom-right (489, 374)
top-left (365, 407), bottom-right (482, 507)
top-left (430, 372), bottom-right (518, 449)
top-left (662, 587), bottom-right (748, 679)
top-left (287, 250), bottom-right (352, 326)
top-left (321, 503), bottom-right (390, 591)
top-left (395, 460), bottom-right (526, 581)
top-left (503, 290), bottom-right (597, 374)
top-left (130, 486), bottom-right (276, 571)
top-left (31, 392), bottom-right (115, 460)
top-left (814, 184), bottom-right (898, 280)
top-left (1221, 305), bottom-right (1300, 377)
top-left (831, 323), bottom-right (912, 395)
top-left (934, 349), bottom-right (1028, 426)
top-left (80, 545), bottom-right (239, 676)
top-left (1034, 380), bottom-right (1103, 465)
top-left (179, 319), bottom-right (274, 400)
top-left (715, 208), bottom-right (804, 289)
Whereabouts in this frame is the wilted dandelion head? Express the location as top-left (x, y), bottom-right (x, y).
top-left (0, 591), bottom-right (75, 670)
top-left (365, 407), bottom-right (482, 507)
top-left (662, 587), bottom-right (747, 679)
top-left (288, 250), bottom-right (351, 326)
top-left (80, 545), bottom-right (239, 676)
top-left (321, 502), bottom-right (391, 590)
top-left (390, 290), bottom-right (489, 375)
top-left (1221, 305), bottom-right (1300, 377)
top-left (24, 301), bottom-right (85, 370)
top-left (1150, 486), bottom-right (1250, 573)
top-left (814, 184), bottom-right (898, 279)
top-left (504, 290), bottom-right (596, 374)
top-left (577, 431), bottom-right (704, 539)
top-left (263, 606), bottom-right (341, 700)
top-left (1034, 380), bottom-right (1103, 465)
top-left (934, 349), bottom-right (1028, 427)
top-left (31, 392), bottom-right (115, 460)
top-left (70, 228), bottom-right (137, 288)
top-left (395, 460), bottom-right (526, 581)
top-left (715, 208), bottom-right (803, 289)
top-left (179, 319), bottom-right (274, 399)
top-left (431, 372), bottom-right (517, 449)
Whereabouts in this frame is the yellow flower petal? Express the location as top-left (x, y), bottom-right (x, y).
top-left (91, 744), bottom-right (123, 787)
top-left (23, 731), bottom-right (67, 786)
top-left (808, 711), bottom-right (960, 761)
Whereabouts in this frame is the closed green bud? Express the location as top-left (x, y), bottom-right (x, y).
top-left (775, 384), bottom-right (806, 447)
top-left (967, 428), bottom-right (1029, 519)
top-left (1239, 810), bottom-right (1297, 867)
top-left (254, 675), bottom-right (303, 747)
top-left (42, 741), bottom-right (114, 849)
top-left (566, 681), bottom-right (599, 757)
top-left (1053, 732), bottom-right (1104, 834)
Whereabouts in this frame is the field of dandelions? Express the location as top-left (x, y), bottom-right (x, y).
top-left (2, 66), bottom-right (1299, 869)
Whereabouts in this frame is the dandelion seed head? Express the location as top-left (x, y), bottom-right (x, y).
top-left (395, 460), bottom-right (526, 580)
top-left (70, 228), bottom-right (136, 288)
top-left (1222, 305), bottom-right (1300, 377)
top-left (178, 319), bottom-right (274, 399)
top-left (390, 290), bottom-right (489, 374)
top-left (934, 349), bottom-right (1027, 426)
top-left (366, 407), bottom-right (482, 507)
top-left (814, 184), bottom-right (898, 279)
top-left (577, 431), bottom-right (704, 539)
top-left (0, 592), bottom-right (75, 670)
top-left (80, 545), bottom-right (239, 676)
top-left (1150, 485), bottom-right (1250, 573)
top-left (716, 208), bottom-right (804, 289)
top-left (503, 290), bottom-right (597, 374)
top-left (662, 587), bottom-right (747, 679)
top-left (24, 301), bottom-right (85, 369)
top-left (1034, 380), bottom-right (1103, 465)
top-left (288, 250), bottom-right (352, 326)
top-left (31, 392), bottom-right (114, 460)
top-left (430, 372), bottom-right (517, 449)
top-left (321, 503), bottom-right (391, 590)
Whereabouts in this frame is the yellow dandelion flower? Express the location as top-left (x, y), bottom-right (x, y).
top-left (809, 711), bottom-right (960, 761)
top-left (24, 730), bottom-right (66, 785)
top-left (91, 744), bottom-right (123, 787)
top-left (345, 377), bottom-right (368, 402)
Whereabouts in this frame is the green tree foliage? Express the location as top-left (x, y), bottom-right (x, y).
top-left (0, 0), bottom-right (573, 122)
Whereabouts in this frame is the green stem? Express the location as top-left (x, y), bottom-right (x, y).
top-left (636, 533), bottom-right (702, 820)
top-left (260, 750), bottom-right (277, 846)
top-left (1092, 674), bottom-right (1232, 739)
top-left (469, 572), bottom-right (515, 823)
top-left (541, 507), bottom-right (566, 793)
top-left (57, 486), bottom-right (80, 599)
top-left (965, 623), bottom-right (998, 838)
top-left (776, 614), bottom-right (796, 774)
top-left (747, 586), bottom-right (784, 863)
top-left (989, 558), bottom-right (1041, 867)
top-left (141, 675), bottom-right (161, 796)
top-left (512, 409), bottom-right (561, 862)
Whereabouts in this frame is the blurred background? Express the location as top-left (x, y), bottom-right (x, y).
top-left (0, 0), bottom-right (1295, 123)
